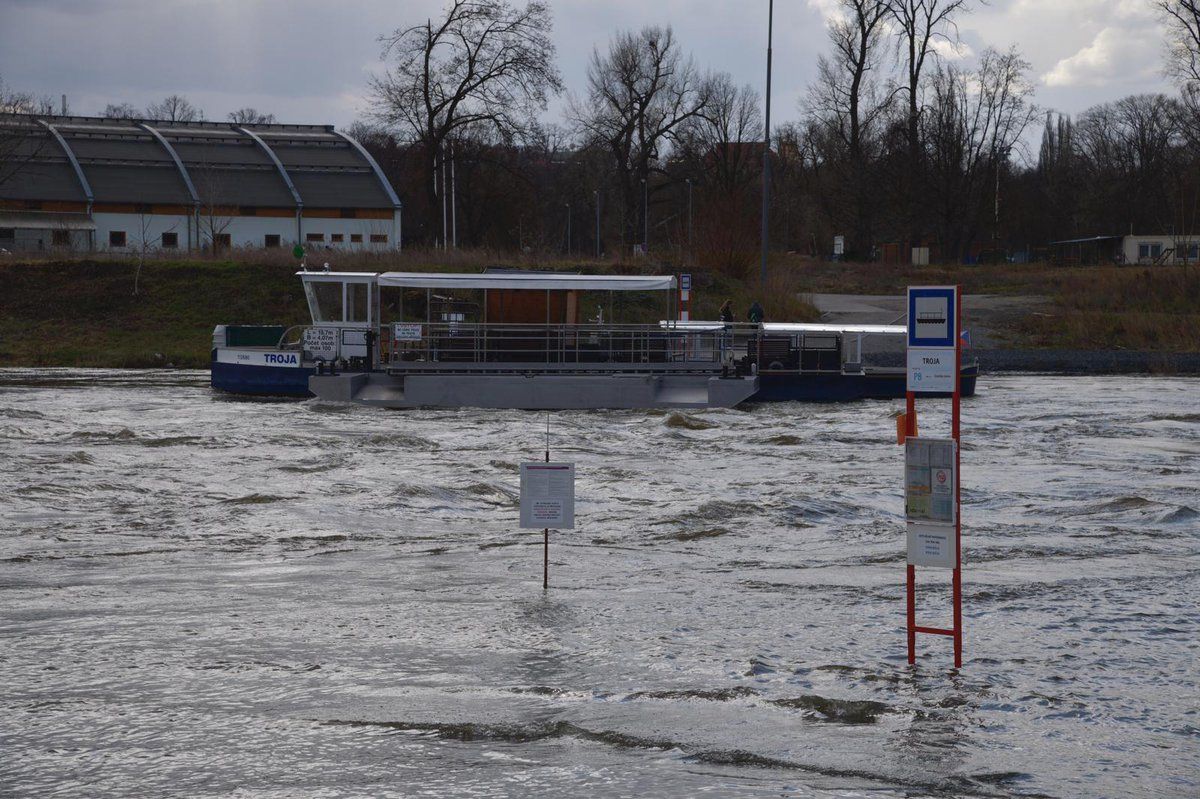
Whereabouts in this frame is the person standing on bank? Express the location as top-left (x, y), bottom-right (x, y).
top-left (719, 300), bottom-right (735, 324)
top-left (748, 301), bottom-right (764, 325)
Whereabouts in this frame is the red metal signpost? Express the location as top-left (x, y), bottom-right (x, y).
top-left (905, 287), bottom-right (963, 668)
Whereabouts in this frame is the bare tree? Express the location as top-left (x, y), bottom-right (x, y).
top-left (807, 0), bottom-right (894, 258)
top-left (572, 26), bottom-right (710, 248)
top-left (680, 74), bottom-right (762, 192)
top-left (924, 47), bottom-right (1037, 260)
top-left (228, 108), bottom-right (276, 125)
top-left (1156, 1), bottom-right (1200, 85)
top-left (146, 95), bottom-right (203, 122)
top-left (0, 76), bottom-right (50, 190)
top-left (369, 0), bottom-right (562, 243)
top-left (889, 0), bottom-right (971, 251)
top-left (103, 102), bottom-right (141, 119)
top-left (191, 161), bottom-right (234, 257)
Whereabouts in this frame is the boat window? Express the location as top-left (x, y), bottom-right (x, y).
top-left (347, 282), bottom-right (369, 323)
top-left (304, 281), bottom-right (344, 323)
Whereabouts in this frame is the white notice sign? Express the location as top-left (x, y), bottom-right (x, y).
top-left (907, 522), bottom-right (957, 569)
top-left (907, 347), bottom-right (956, 392)
top-left (303, 327), bottom-right (337, 359)
top-left (393, 323), bottom-right (423, 341)
top-left (519, 463), bottom-right (575, 529)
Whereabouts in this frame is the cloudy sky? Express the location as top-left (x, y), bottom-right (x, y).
top-left (0, 0), bottom-right (1178, 134)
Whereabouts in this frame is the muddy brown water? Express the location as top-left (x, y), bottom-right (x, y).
top-left (1, 370), bottom-right (1197, 797)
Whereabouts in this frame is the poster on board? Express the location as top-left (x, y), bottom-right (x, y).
top-left (519, 463), bottom-right (575, 529)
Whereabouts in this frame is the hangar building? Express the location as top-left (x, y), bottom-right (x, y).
top-left (0, 113), bottom-right (401, 253)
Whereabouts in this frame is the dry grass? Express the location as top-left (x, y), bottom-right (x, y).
top-left (0, 251), bottom-right (821, 368)
top-left (1020, 266), bottom-right (1200, 351)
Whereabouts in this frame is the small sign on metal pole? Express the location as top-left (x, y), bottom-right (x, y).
top-left (903, 284), bottom-right (965, 668)
top-left (520, 461), bottom-right (574, 590)
top-left (519, 462), bottom-right (575, 529)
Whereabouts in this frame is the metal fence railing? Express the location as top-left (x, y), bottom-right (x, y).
top-left (383, 322), bottom-right (763, 370)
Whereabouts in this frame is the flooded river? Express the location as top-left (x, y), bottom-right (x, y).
top-left (1, 370), bottom-right (1197, 797)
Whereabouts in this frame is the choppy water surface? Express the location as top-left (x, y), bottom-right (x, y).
top-left (1, 370), bottom-right (1197, 798)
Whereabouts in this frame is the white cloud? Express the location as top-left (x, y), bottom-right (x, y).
top-left (931, 38), bottom-right (973, 61)
top-left (1042, 26), bottom-right (1160, 88)
top-left (805, 0), bottom-right (844, 23)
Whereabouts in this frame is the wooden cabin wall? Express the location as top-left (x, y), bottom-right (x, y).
top-left (487, 290), bottom-right (579, 324)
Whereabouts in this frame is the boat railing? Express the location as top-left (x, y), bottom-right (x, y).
top-left (383, 321), bottom-right (763, 372)
top-left (275, 325), bottom-right (308, 350)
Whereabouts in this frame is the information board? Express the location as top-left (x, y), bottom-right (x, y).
top-left (906, 347), bottom-right (956, 392)
top-left (303, 327), bottom-right (337, 359)
top-left (907, 523), bottom-right (956, 568)
top-left (519, 463), bottom-right (575, 529)
top-left (905, 437), bottom-right (956, 523)
top-left (905, 436), bottom-right (956, 569)
top-left (393, 323), bottom-right (423, 341)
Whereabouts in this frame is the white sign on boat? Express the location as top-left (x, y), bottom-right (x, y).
top-left (393, 323), bottom-right (423, 341)
top-left (303, 327), bottom-right (337, 359)
top-left (519, 463), bottom-right (575, 529)
top-left (214, 349), bottom-right (304, 368)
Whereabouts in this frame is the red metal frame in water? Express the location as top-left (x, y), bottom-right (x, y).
top-left (905, 287), bottom-right (963, 668)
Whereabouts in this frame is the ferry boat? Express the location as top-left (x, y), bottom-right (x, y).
top-left (211, 269), bottom-right (977, 407)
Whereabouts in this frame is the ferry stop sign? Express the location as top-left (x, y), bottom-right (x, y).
top-left (906, 286), bottom-right (959, 393)
top-left (907, 286), bottom-right (957, 348)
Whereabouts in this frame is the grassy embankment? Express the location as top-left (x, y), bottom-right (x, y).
top-left (0, 250), bottom-right (819, 368)
top-left (785, 257), bottom-right (1200, 351)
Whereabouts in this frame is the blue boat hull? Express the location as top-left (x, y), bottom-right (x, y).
top-left (754, 367), bottom-right (978, 403)
top-left (211, 353), bottom-right (313, 398)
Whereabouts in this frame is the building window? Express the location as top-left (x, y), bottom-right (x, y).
top-left (161, 231), bottom-right (178, 248)
top-left (264, 234), bottom-right (281, 248)
top-left (109, 230), bottom-right (127, 247)
top-left (0, 228), bottom-right (14, 241)
top-left (369, 234), bottom-right (388, 244)
top-left (52, 230), bottom-right (71, 246)
top-left (306, 233), bottom-right (325, 243)
top-left (350, 233), bottom-right (363, 243)
top-left (1184, 243), bottom-right (1199, 261)
top-left (331, 233), bottom-right (344, 243)
top-left (1138, 242), bottom-right (1162, 260)
top-left (213, 233), bottom-right (232, 251)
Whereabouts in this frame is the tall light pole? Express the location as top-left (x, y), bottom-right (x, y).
top-left (565, 203), bottom-right (571, 256)
top-left (641, 177), bottom-right (648, 253)
top-left (594, 190), bottom-right (600, 258)
top-left (686, 178), bottom-right (693, 249)
top-left (760, 0), bottom-right (774, 293)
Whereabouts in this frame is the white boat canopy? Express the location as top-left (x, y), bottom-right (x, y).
top-left (662, 320), bottom-right (907, 335)
top-left (378, 272), bottom-right (676, 291)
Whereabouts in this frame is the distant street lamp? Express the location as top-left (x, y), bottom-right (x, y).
top-left (641, 177), bottom-right (648, 252)
top-left (565, 203), bottom-right (571, 256)
top-left (593, 190), bottom-right (600, 258)
top-left (686, 178), bottom-right (693, 249)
